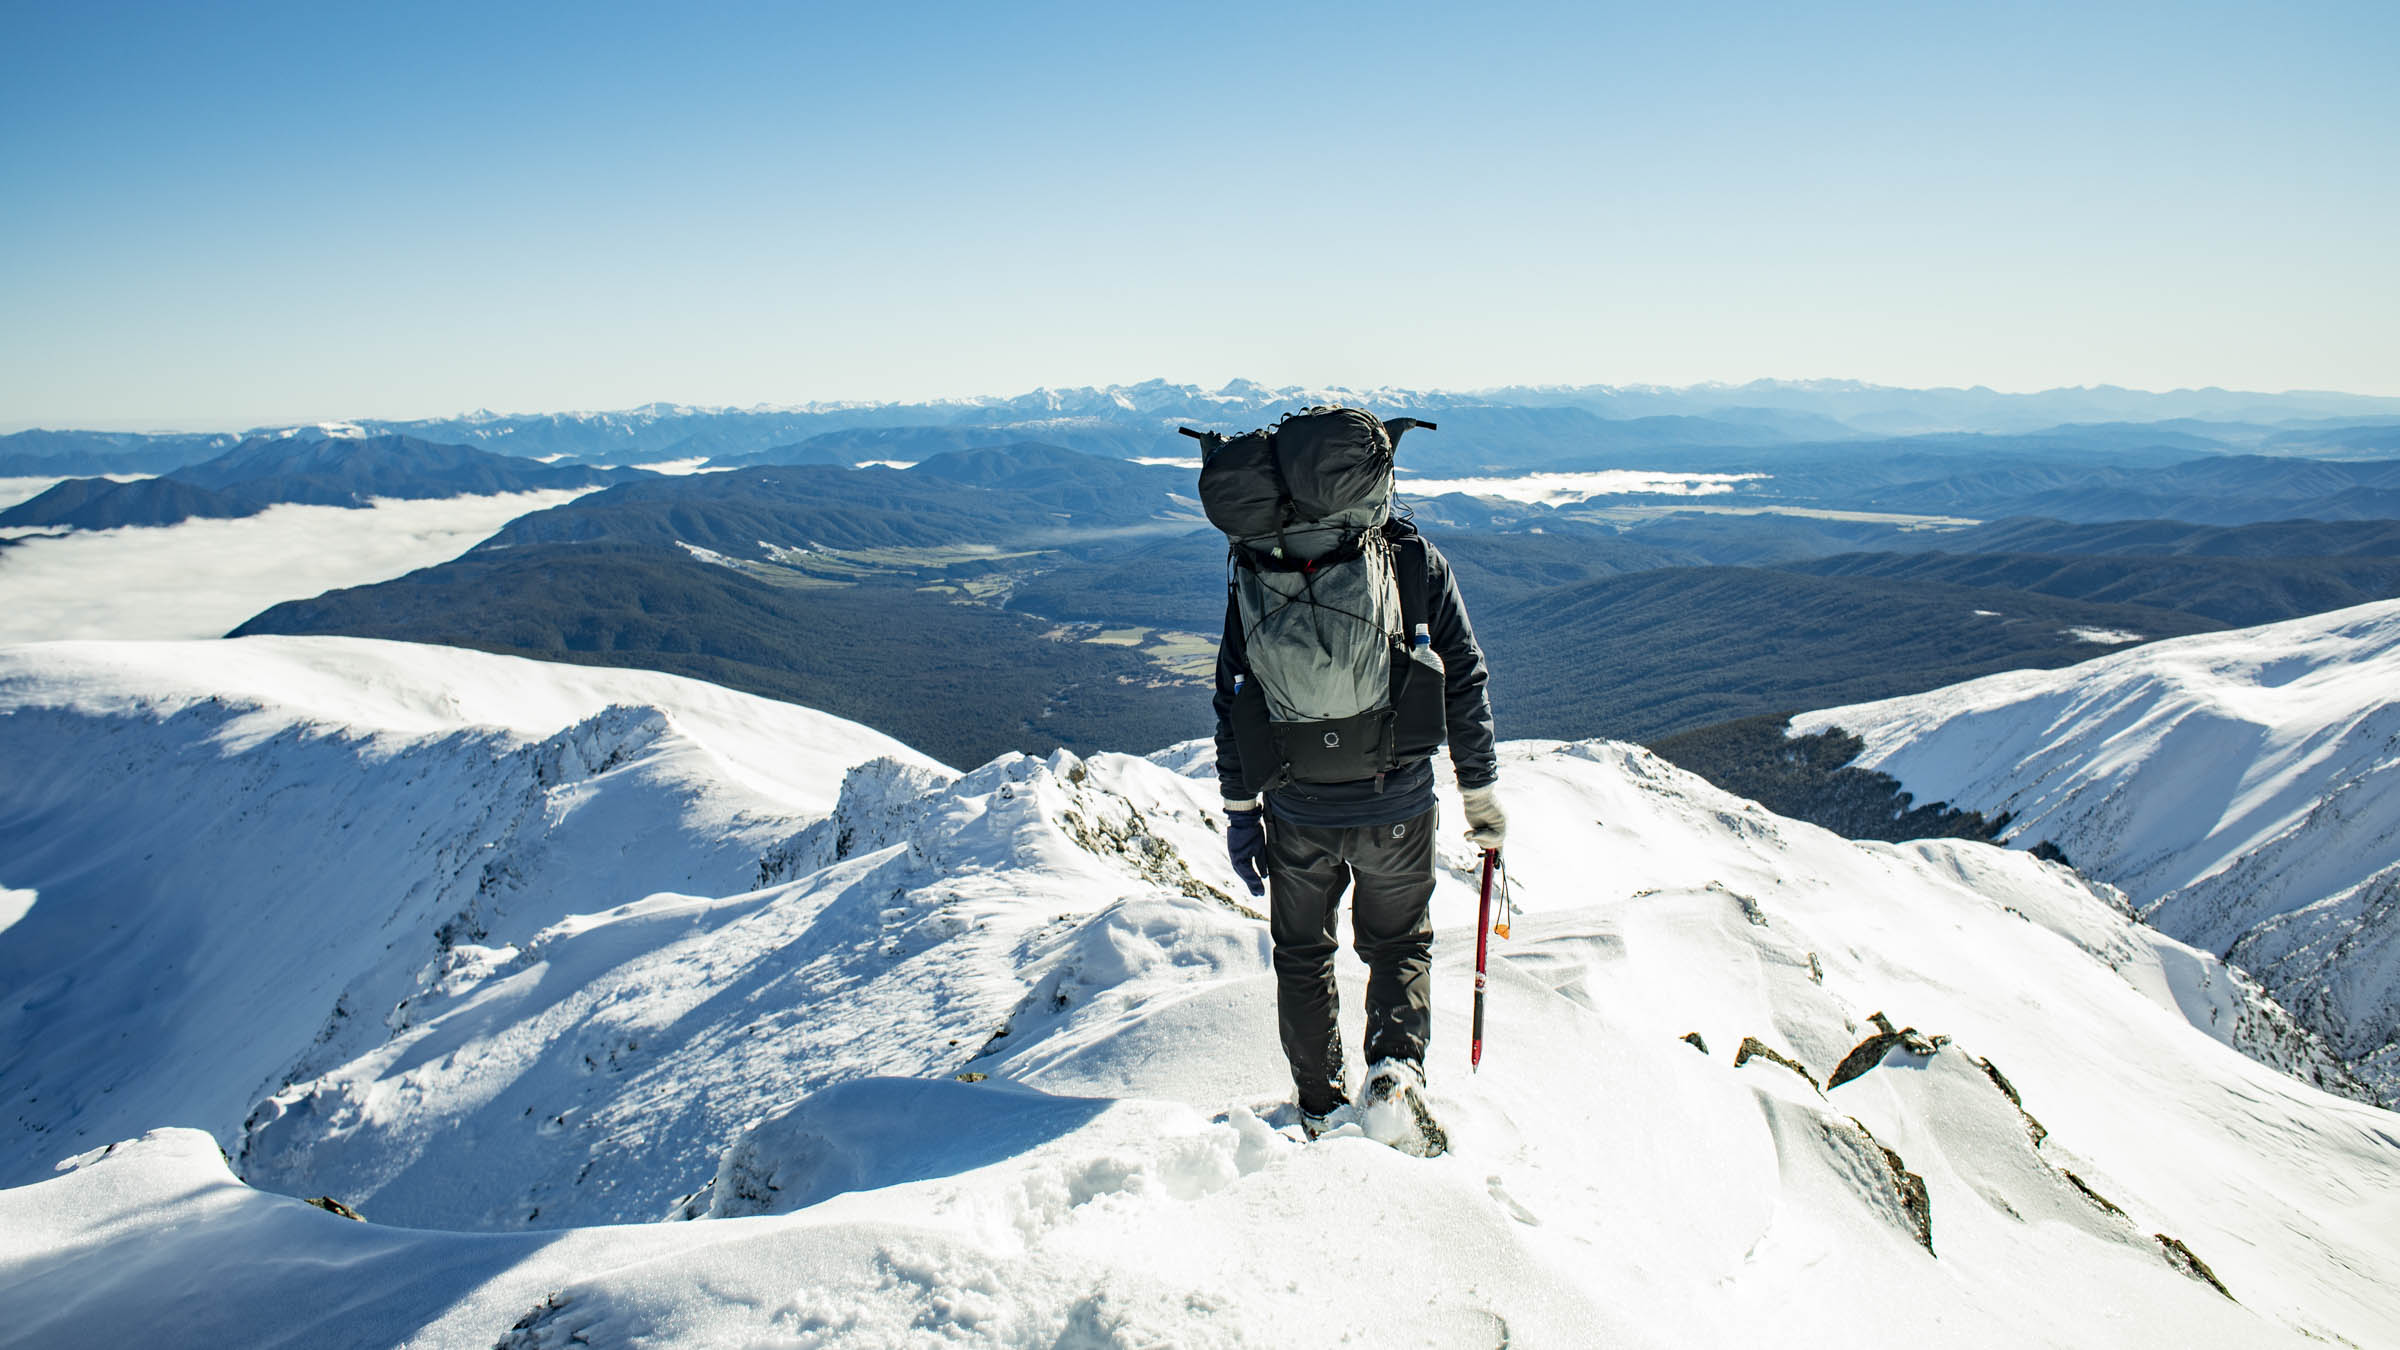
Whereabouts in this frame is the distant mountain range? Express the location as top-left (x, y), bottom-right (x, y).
top-left (12, 378), bottom-right (2399, 478)
top-left (0, 434), bottom-right (642, 531)
top-left (0, 428), bottom-right (241, 476)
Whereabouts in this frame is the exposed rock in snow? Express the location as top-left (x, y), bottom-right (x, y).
top-left (1795, 598), bottom-right (2400, 1104)
top-left (1825, 1012), bottom-right (1945, 1090)
top-left (1733, 1035), bottom-right (1823, 1090)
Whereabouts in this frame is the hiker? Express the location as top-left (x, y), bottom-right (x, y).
top-left (1188, 406), bottom-right (1503, 1155)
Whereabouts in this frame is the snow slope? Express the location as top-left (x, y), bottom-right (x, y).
top-left (3, 638), bottom-right (2397, 1347)
top-left (0, 637), bottom-right (941, 1189)
top-left (1793, 598), bottom-right (2400, 1105)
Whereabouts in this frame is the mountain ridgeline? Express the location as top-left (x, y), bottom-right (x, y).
top-left (0, 434), bottom-right (642, 531)
top-left (15, 378), bottom-right (2400, 477)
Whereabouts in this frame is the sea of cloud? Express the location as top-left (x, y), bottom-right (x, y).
top-left (0, 488), bottom-right (599, 643)
top-left (1121, 465), bottom-right (1768, 506)
top-left (1395, 470), bottom-right (1767, 507)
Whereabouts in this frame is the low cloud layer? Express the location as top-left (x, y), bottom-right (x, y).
top-left (1396, 470), bottom-right (1767, 507)
top-left (0, 489), bottom-right (597, 643)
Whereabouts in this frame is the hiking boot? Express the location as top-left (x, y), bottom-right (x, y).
top-left (1359, 1058), bottom-right (1448, 1157)
top-left (1299, 1100), bottom-right (1353, 1141)
top-left (1297, 1074), bottom-right (1352, 1140)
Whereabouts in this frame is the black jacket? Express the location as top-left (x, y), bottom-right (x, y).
top-left (1212, 522), bottom-right (1498, 809)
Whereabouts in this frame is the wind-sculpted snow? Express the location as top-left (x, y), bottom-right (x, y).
top-left (1795, 598), bottom-right (2400, 1105)
top-left (235, 748), bottom-right (1267, 1230)
top-left (3, 641), bottom-right (2398, 1347)
top-left (0, 637), bottom-right (937, 1185)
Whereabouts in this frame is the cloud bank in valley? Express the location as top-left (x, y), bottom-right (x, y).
top-left (1396, 470), bottom-right (1767, 507)
top-left (0, 488), bottom-right (597, 643)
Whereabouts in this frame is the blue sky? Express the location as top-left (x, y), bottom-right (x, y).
top-left (3, 0), bottom-right (2394, 428)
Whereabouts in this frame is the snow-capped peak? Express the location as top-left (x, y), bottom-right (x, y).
top-left (267, 420), bottom-right (368, 440)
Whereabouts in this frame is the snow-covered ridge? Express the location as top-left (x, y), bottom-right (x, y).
top-left (0, 636), bottom-right (940, 810)
top-left (1794, 598), bottom-right (2400, 1105)
top-left (3, 638), bottom-right (2397, 1346)
top-left (0, 638), bottom-right (938, 1190)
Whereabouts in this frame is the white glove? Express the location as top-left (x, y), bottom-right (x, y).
top-left (1460, 783), bottom-right (1506, 851)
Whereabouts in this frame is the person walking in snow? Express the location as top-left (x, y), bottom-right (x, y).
top-left (1189, 406), bottom-right (1503, 1155)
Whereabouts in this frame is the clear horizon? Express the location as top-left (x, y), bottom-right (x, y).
top-left (6, 1), bottom-right (2395, 427)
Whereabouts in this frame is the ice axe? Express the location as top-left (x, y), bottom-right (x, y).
top-left (1471, 847), bottom-right (1500, 1071)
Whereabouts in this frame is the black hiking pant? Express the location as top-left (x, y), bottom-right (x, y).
top-left (1265, 805), bottom-right (1438, 1115)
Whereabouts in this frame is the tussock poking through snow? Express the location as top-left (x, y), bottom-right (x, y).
top-left (1, 637), bottom-right (2396, 1347)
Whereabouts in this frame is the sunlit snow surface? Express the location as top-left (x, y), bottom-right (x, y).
top-left (0, 488), bottom-right (599, 642)
top-left (1797, 599), bottom-right (2400, 1106)
top-left (0, 637), bottom-right (2396, 1348)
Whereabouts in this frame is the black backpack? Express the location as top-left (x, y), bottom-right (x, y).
top-left (1183, 408), bottom-right (1445, 793)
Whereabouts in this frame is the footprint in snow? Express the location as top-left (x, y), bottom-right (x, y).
top-left (1486, 1175), bottom-right (1540, 1225)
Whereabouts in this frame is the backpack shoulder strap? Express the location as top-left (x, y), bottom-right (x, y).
top-left (1382, 529), bottom-right (1442, 774)
top-left (1393, 530), bottom-right (1430, 633)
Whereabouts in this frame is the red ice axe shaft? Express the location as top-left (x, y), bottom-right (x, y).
top-left (1471, 848), bottom-right (1497, 1071)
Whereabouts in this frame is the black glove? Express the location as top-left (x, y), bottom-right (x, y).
top-left (1226, 805), bottom-right (1268, 897)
